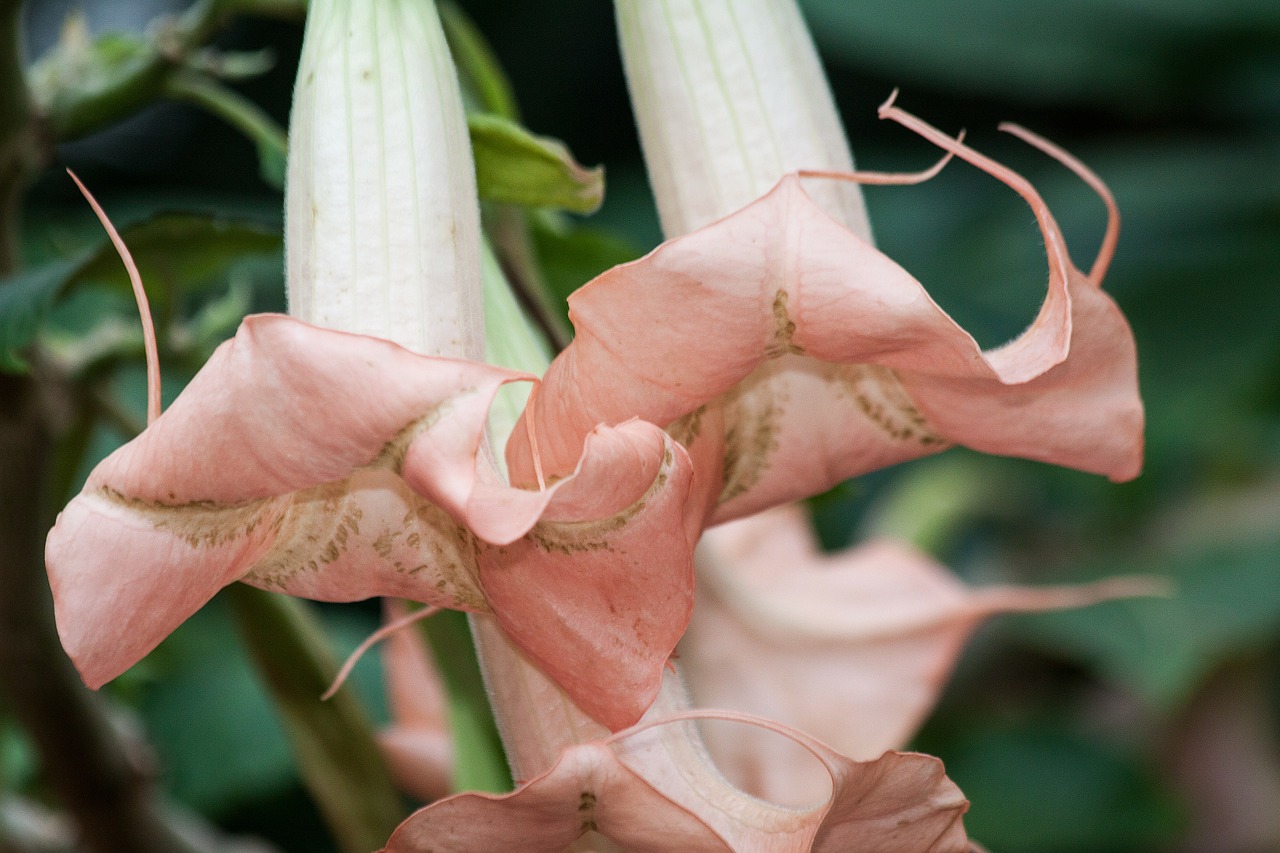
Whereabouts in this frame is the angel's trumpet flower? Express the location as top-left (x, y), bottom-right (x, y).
top-left (514, 1), bottom-right (1141, 527)
top-left (377, 4), bottom-right (982, 851)
top-left (44, 0), bottom-right (696, 732)
top-left (685, 506), bottom-right (1166, 807)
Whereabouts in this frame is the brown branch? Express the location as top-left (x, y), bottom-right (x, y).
top-left (0, 5), bottom-right (248, 852)
top-left (0, 376), bottom-right (210, 853)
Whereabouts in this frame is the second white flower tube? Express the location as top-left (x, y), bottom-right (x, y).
top-left (616, 0), bottom-right (872, 240)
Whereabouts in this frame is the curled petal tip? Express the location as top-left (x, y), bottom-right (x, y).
top-left (877, 87), bottom-right (901, 117)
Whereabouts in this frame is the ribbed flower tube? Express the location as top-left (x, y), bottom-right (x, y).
top-left (616, 0), bottom-right (871, 239)
top-left (286, 0), bottom-right (484, 358)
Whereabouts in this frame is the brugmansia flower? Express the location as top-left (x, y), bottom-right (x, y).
top-left (391, 1), bottom-right (1137, 849)
top-left (513, 0), bottom-right (1141, 528)
top-left (382, 712), bottom-right (972, 853)
top-left (684, 505), bottom-right (1163, 806)
top-left (43, 0), bottom-right (697, 732)
top-left (510, 96), bottom-right (1142, 526)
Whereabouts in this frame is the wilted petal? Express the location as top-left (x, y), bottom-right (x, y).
top-left (378, 601), bottom-right (453, 802)
top-left (46, 315), bottom-right (697, 728)
top-left (382, 712), bottom-right (971, 853)
top-left (684, 505), bottom-right (1164, 805)
top-left (511, 104), bottom-right (1142, 524)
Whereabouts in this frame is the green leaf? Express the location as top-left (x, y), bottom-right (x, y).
top-left (27, 20), bottom-right (165, 140)
top-left (528, 212), bottom-right (639, 308)
top-left (469, 113), bottom-right (604, 213)
top-left (800, 0), bottom-right (1280, 111)
top-left (137, 596), bottom-right (390, 816)
top-left (0, 254), bottom-right (90, 371)
top-left (0, 212), bottom-right (279, 372)
top-left (944, 723), bottom-right (1181, 852)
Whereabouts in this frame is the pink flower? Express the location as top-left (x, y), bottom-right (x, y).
top-left (43, 0), bottom-right (698, 732)
top-left (382, 708), bottom-right (972, 853)
top-left (510, 97), bottom-right (1142, 529)
top-left (684, 505), bottom-right (1164, 806)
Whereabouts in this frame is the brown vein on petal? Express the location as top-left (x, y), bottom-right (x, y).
top-left (528, 445), bottom-right (676, 555)
top-left (766, 289), bottom-right (804, 359)
top-left (97, 486), bottom-right (279, 548)
top-left (372, 388), bottom-right (477, 473)
top-left (246, 479), bottom-right (487, 610)
top-left (719, 367), bottom-right (784, 505)
top-left (666, 405), bottom-right (706, 449)
top-left (832, 364), bottom-right (946, 446)
top-left (246, 481), bottom-right (359, 589)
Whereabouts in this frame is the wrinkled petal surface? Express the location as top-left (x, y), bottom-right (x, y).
top-left (383, 712), bottom-right (972, 853)
top-left (46, 315), bottom-right (696, 729)
top-left (511, 116), bottom-right (1142, 524)
top-left (684, 505), bottom-right (1163, 805)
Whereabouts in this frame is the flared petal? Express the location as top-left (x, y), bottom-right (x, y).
top-left (382, 712), bottom-right (971, 853)
top-left (510, 109), bottom-right (1141, 524)
top-left (683, 505), bottom-right (1163, 805)
top-left (46, 315), bottom-right (699, 719)
top-left (482, 422), bottom-right (696, 730)
top-left (379, 601), bottom-right (453, 803)
top-left (46, 483), bottom-right (290, 691)
top-left (46, 315), bottom-right (511, 686)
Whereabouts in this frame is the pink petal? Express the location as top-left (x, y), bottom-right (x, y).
top-left (83, 315), bottom-right (525, 512)
top-left (46, 315), bottom-right (701, 717)
top-left (46, 316), bottom-right (513, 686)
top-left (510, 113), bottom-right (1141, 524)
top-left (45, 486), bottom-right (289, 690)
top-left (684, 505), bottom-right (1163, 805)
top-left (379, 601), bottom-right (453, 802)
top-left (382, 712), bottom-right (972, 853)
top-left (482, 422), bottom-right (697, 730)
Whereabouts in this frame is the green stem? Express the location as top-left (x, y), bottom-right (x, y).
top-left (165, 71), bottom-right (286, 154)
top-left (0, 4), bottom-right (212, 850)
top-left (421, 611), bottom-right (511, 793)
top-left (226, 586), bottom-right (404, 853)
top-left (163, 69), bottom-right (287, 185)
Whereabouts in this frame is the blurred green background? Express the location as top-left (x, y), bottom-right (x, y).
top-left (4, 1), bottom-right (1278, 851)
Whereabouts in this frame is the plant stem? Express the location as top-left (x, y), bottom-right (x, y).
top-left (226, 586), bottom-right (405, 853)
top-left (0, 6), bottom-right (226, 850)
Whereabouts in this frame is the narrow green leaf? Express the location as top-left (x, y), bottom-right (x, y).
top-left (0, 254), bottom-right (90, 371)
top-left (439, 1), bottom-right (520, 120)
top-left (469, 113), bottom-right (604, 214)
top-left (164, 70), bottom-right (289, 189)
top-left (226, 586), bottom-right (404, 853)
